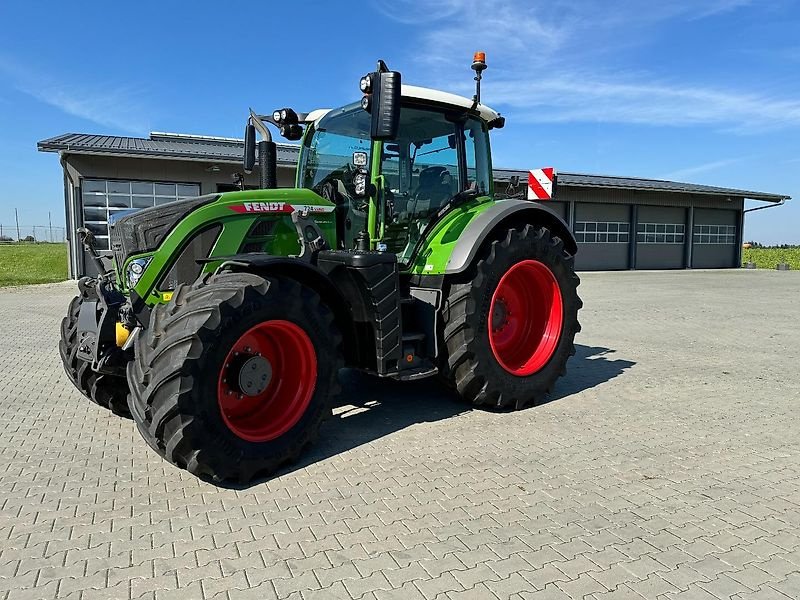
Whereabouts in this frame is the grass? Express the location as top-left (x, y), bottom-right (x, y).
top-left (742, 247), bottom-right (800, 270)
top-left (0, 243), bottom-right (69, 287)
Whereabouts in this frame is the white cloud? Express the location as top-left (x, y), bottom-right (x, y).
top-left (659, 158), bottom-right (745, 181)
top-left (371, 0), bottom-right (465, 25)
top-left (370, 0), bottom-right (799, 132)
top-left (486, 75), bottom-right (800, 130)
top-left (0, 57), bottom-right (151, 133)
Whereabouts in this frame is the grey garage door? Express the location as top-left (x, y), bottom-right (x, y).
top-left (636, 206), bottom-right (687, 269)
top-left (574, 203), bottom-right (630, 270)
top-left (692, 209), bottom-right (739, 268)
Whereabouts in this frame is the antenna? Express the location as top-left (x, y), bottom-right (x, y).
top-left (471, 51), bottom-right (487, 105)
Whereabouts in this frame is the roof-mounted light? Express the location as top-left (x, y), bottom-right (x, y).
top-left (359, 74), bottom-right (372, 93)
top-left (471, 50), bottom-right (488, 105)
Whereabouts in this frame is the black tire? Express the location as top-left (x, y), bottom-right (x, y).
top-left (127, 271), bottom-right (343, 483)
top-left (441, 225), bottom-right (581, 410)
top-left (59, 295), bottom-right (131, 418)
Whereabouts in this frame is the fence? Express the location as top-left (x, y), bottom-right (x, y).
top-left (0, 224), bottom-right (68, 243)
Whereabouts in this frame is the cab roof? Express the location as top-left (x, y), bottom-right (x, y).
top-left (401, 85), bottom-right (501, 123)
top-left (306, 85), bottom-right (501, 126)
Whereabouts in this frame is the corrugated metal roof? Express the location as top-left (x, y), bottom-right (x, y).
top-left (494, 168), bottom-right (789, 203)
top-left (38, 132), bottom-right (789, 202)
top-left (37, 132), bottom-right (301, 165)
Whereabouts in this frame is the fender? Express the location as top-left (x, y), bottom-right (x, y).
top-left (444, 199), bottom-right (577, 274)
top-left (210, 254), bottom-right (360, 363)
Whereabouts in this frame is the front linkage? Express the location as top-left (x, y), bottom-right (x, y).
top-left (59, 230), bottom-right (134, 416)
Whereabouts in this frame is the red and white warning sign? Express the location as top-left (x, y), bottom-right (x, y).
top-left (527, 167), bottom-right (555, 200)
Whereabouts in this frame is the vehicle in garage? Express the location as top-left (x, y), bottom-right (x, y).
top-left (58, 56), bottom-right (582, 483)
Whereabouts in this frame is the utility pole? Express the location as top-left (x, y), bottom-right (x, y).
top-left (15, 208), bottom-right (20, 242)
top-left (49, 212), bottom-right (53, 243)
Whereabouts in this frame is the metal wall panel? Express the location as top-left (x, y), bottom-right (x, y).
top-left (635, 206), bottom-right (687, 269)
top-left (541, 201), bottom-right (568, 220)
top-left (557, 187), bottom-right (744, 210)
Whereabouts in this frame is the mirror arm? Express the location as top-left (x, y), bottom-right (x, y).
top-left (248, 108), bottom-right (272, 142)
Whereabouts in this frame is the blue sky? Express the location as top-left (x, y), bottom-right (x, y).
top-left (1, 0), bottom-right (798, 243)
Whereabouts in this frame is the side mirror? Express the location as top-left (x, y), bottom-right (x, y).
top-left (360, 60), bottom-right (401, 141)
top-left (243, 123), bottom-right (256, 173)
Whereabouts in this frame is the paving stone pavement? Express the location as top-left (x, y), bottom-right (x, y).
top-left (1, 270), bottom-right (799, 600)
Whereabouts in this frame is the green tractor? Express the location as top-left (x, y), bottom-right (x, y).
top-left (59, 55), bottom-right (581, 483)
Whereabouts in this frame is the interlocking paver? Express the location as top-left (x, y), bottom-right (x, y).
top-left (1, 272), bottom-right (799, 599)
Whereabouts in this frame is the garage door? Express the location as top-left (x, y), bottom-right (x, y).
top-left (635, 206), bottom-right (687, 269)
top-left (80, 179), bottom-right (200, 275)
top-left (692, 209), bottom-right (739, 268)
top-left (574, 203), bottom-right (630, 270)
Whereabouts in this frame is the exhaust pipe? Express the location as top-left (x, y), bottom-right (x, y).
top-left (258, 140), bottom-right (277, 189)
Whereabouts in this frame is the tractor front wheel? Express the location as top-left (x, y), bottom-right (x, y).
top-left (127, 272), bottom-right (343, 483)
top-left (441, 225), bottom-right (581, 409)
top-left (59, 295), bottom-right (131, 417)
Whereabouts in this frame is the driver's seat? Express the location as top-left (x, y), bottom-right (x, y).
top-left (410, 166), bottom-right (453, 216)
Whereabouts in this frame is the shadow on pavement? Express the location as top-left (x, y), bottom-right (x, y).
top-left (548, 344), bottom-right (636, 403)
top-left (216, 344), bottom-right (634, 487)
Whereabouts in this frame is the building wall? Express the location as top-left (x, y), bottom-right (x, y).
top-left (61, 153), bottom-right (746, 277)
top-left (64, 154), bottom-right (295, 196)
top-left (62, 154), bottom-right (295, 277)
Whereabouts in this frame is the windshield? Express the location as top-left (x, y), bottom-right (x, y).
top-left (299, 103), bottom-right (371, 192)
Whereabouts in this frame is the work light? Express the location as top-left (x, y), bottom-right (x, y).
top-left (359, 74), bottom-right (372, 93)
top-left (354, 172), bottom-right (367, 196)
top-left (272, 108), bottom-right (298, 125)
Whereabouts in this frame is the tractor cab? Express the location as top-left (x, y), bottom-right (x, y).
top-left (297, 87), bottom-right (502, 262)
top-left (245, 57), bottom-right (505, 266)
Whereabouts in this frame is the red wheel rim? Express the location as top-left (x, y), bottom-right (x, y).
top-left (217, 320), bottom-right (317, 442)
top-left (489, 260), bottom-right (563, 376)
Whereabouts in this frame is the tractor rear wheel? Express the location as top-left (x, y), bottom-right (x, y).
top-left (59, 295), bottom-right (131, 417)
top-left (441, 225), bottom-right (581, 409)
top-left (127, 272), bottom-right (343, 483)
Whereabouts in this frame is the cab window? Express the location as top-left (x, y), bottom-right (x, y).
top-left (381, 108), bottom-right (461, 260)
top-left (380, 108), bottom-right (492, 262)
top-left (464, 118), bottom-right (491, 196)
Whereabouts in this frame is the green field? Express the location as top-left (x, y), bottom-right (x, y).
top-left (0, 242), bottom-right (794, 287)
top-left (742, 247), bottom-right (800, 270)
top-left (0, 243), bottom-right (69, 287)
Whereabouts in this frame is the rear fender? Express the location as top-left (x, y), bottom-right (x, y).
top-left (444, 200), bottom-right (577, 274)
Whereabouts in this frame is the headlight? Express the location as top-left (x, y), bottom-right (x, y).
top-left (126, 257), bottom-right (152, 288)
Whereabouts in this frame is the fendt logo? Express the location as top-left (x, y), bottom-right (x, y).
top-left (229, 201), bottom-right (292, 214)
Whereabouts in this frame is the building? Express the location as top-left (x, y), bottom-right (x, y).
top-left (38, 131), bottom-right (789, 278)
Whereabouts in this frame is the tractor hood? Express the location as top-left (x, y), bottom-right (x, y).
top-left (109, 194), bottom-right (219, 271)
